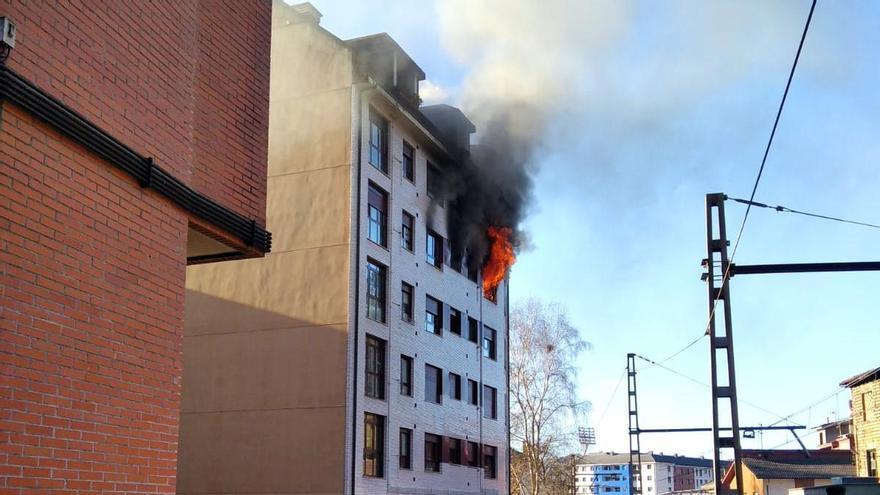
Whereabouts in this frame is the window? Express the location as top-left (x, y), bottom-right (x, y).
top-left (647, 476), bottom-right (653, 481)
top-left (401, 282), bottom-right (413, 323)
top-left (867, 449), bottom-right (877, 477)
top-left (482, 385), bottom-right (497, 419)
top-left (426, 230), bottom-right (443, 268)
top-left (468, 441), bottom-right (479, 467)
top-left (425, 295), bottom-right (442, 335)
top-left (425, 433), bottom-right (441, 472)
top-left (450, 249), bottom-right (462, 272)
top-left (369, 109), bottom-right (388, 172)
top-left (399, 428), bottom-right (412, 470)
top-left (468, 379), bottom-right (479, 405)
top-left (402, 141), bottom-right (414, 182)
top-left (400, 355), bottom-right (413, 396)
top-left (366, 260), bottom-right (386, 323)
top-left (864, 391), bottom-right (875, 421)
top-left (448, 372), bottom-right (461, 400)
top-left (425, 364), bottom-right (442, 403)
top-left (483, 445), bottom-right (497, 479)
top-left (467, 262), bottom-right (479, 283)
top-left (364, 413), bottom-right (385, 477)
top-left (482, 325), bottom-right (496, 360)
top-left (468, 317), bottom-right (479, 343)
top-left (449, 307), bottom-right (462, 336)
top-left (426, 162), bottom-right (440, 198)
top-left (367, 183), bottom-right (387, 246)
top-left (449, 437), bottom-right (462, 465)
top-left (401, 210), bottom-right (414, 251)
top-left (365, 335), bottom-right (385, 400)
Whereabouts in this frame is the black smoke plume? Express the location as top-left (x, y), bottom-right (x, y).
top-left (440, 103), bottom-right (541, 269)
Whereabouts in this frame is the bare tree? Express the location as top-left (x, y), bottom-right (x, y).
top-left (510, 299), bottom-right (588, 495)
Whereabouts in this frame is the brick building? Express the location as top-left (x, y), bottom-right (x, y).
top-left (0, 2), bottom-right (272, 493)
top-left (179, 2), bottom-right (509, 495)
top-left (842, 366), bottom-right (880, 478)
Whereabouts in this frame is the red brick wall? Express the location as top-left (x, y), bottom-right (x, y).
top-left (0, 0), bottom-right (271, 225)
top-left (0, 1), bottom-right (271, 493)
top-left (1, 105), bottom-right (186, 492)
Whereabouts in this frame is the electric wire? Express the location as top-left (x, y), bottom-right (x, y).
top-left (728, 196), bottom-right (880, 231)
top-left (595, 367), bottom-right (628, 431)
top-left (701, 0), bottom-right (818, 338)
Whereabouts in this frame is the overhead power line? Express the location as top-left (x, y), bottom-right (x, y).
top-left (595, 367), bottom-right (628, 430)
top-left (701, 0), bottom-right (818, 338)
top-left (728, 196), bottom-right (880, 231)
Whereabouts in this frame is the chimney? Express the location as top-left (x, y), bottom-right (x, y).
top-left (289, 2), bottom-right (322, 25)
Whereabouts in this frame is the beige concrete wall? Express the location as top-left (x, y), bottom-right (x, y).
top-left (178, 4), bottom-right (355, 495)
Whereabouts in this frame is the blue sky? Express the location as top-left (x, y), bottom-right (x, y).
top-left (308, 0), bottom-right (880, 457)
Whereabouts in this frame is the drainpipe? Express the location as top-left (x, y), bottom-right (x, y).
top-left (349, 79), bottom-right (376, 495)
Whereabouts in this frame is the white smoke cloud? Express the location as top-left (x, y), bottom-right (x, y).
top-left (419, 79), bottom-right (450, 104)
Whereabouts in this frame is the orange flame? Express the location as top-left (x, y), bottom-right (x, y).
top-left (482, 226), bottom-right (516, 301)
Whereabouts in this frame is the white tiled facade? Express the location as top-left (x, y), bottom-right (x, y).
top-left (350, 94), bottom-right (509, 495)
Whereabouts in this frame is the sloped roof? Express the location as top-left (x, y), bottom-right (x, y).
top-left (722, 450), bottom-right (854, 484)
top-left (840, 366), bottom-right (880, 388)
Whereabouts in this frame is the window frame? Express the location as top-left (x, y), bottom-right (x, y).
top-left (424, 364), bottom-right (442, 404)
top-left (449, 437), bottom-right (462, 465)
top-left (425, 295), bottom-right (443, 335)
top-left (366, 260), bottom-right (387, 323)
top-left (367, 182), bottom-right (388, 247)
top-left (399, 428), bottom-right (413, 470)
top-left (482, 384), bottom-right (497, 420)
top-left (426, 162), bottom-right (440, 199)
top-left (468, 379), bottom-right (479, 405)
top-left (363, 412), bottom-right (385, 478)
top-left (467, 441), bottom-right (479, 467)
top-left (402, 140), bottom-right (415, 182)
top-left (401, 281), bottom-right (414, 323)
top-left (448, 372), bottom-right (462, 401)
top-left (483, 445), bottom-right (497, 479)
top-left (401, 210), bottom-right (414, 252)
top-left (424, 433), bottom-right (441, 473)
top-left (482, 325), bottom-right (497, 360)
top-left (400, 354), bottom-right (413, 397)
top-left (468, 317), bottom-right (479, 343)
top-left (425, 229), bottom-right (443, 269)
top-left (449, 307), bottom-right (462, 336)
top-left (365, 335), bottom-right (386, 400)
top-left (368, 108), bottom-right (388, 173)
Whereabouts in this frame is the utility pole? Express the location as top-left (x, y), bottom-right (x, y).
top-left (704, 193), bottom-right (744, 495)
top-left (627, 353), bottom-right (642, 495)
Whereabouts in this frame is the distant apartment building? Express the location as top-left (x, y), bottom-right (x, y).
top-left (814, 418), bottom-right (853, 452)
top-left (177, 2), bottom-right (509, 495)
top-left (0, 1), bottom-right (272, 493)
top-left (842, 366), bottom-right (880, 478)
top-left (575, 452), bottom-right (714, 495)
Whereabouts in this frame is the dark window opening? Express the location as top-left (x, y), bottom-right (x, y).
top-left (482, 325), bottom-right (496, 360)
top-left (369, 109), bottom-right (388, 172)
top-left (425, 433), bottom-right (441, 472)
top-left (365, 335), bottom-right (386, 400)
top-left (425, 295), bottom-right (442, 335)
top-left (366, 260), bottom-right (386, 323)
top-left (426, 162), bottom-right (440, 199)
top-left (468, 317), bottom-right (479, 343)
top-left (483, 445), bottom-right (497, 479)
top-left (426, 230), bottom-right (443, 268)
top-left (400, 354), bottom-right (413, 397)
top-left (449, 437), bottom-right (462, 465)
top-left (448, 372), bottom-right (461, 401)
top-left (482, 384), bottom-right (497, 419)
top-left (468, 441), bottom-right (479, 467)
top-left (425, 364), bottom-right (442, 404)
top-left (401, 281), bottom-right (414, 323)
top-left (449, 307), bottom-right (462, 336)
top-left (468, 379), bottom-right (479, 405)
top-left (401, 210), bottom-right (414, 251)
top-left (403, 141), bottom-right (414, 182)
top-left (399, 428), bottom-right (412, 470)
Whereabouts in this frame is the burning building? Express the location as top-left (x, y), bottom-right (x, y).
top-left (178, 2), bottom-right (510, 495)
